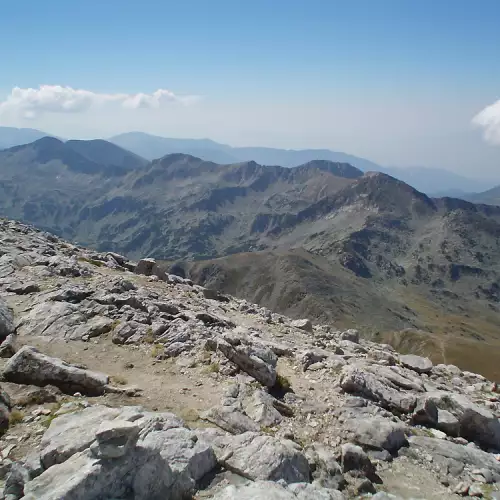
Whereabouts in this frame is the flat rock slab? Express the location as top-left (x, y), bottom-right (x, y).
top-left (221, 432), bottom-right (310, 483)
top-left (3, 346), bottom-right (109, 396)
top-left (399, 354), bottom-right (433, 374)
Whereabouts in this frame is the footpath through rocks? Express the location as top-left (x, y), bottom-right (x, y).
top-left (0, 219), bottom-right (499, 499)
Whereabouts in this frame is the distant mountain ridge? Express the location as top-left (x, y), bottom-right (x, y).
top-left (0, 126), bottom-right (494, 195)
top-left (0, 126), bottom-right (51, 150)
top-left (1, 138), bottom-right (500, 341)
top-left (108, 132), bottom-right (497, 195)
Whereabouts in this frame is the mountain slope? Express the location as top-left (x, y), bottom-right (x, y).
top-left (2, 144), bottom-right (500, 357)
top-left (465, 185), bottom-right (500, 207)
top-left (0, 138), bottom-right (144, 235)
top-left (79, 155), bottom-right (363, 259)
top-left (66, 139), bottom-right (148, 170)
top-left (0, 126), bottom-right (52, 150)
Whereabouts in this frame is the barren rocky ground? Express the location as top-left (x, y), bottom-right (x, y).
top-left (0, 219), bottom-right (500, 499)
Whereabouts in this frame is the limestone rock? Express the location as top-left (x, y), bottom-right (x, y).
top-left (221, 432), bottom-right (310, 483)
top-left (200, 405), bottom-right (260, 434)
top-left (291, 319), bottom-right (313, 332)
top-left (349, 417), bottom-right (408, 453)
top-left (409, 436), bottom-right (500, 479)
top-left (211, 481), bottom-right (296, 500)
top-left (111, 321), bottom-right (150, 345)
top-left (70, 316), bottom-right (115, 340)
top-left (0, 334), bottom-right (16, 358)
top-left (5, 281), bottom-right (40, 294)
top-left (430, 392), bottom-right (500, 449)
top-left (242, 389), bottom-right (284, 427)
top-left (340, 365), bottom-right (416, 413)
top-left (3, 346), bottom-right (109, 396)
top-left (399, 354), bottom-right (433, 374)
top-left (412, 397), bottom-right (438, 427)
top-left (0, 298), bottom-right (14, 343)
top-left (437, 409), bottom-right (460, 437)
top-left (90, 420), bottom-right (140, 459)
top-left (217, 338), bottom-right (277, 387)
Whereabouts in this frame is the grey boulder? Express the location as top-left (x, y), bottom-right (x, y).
top-left (399, 354), bottom-right (433, 374)
top-left (217, 338), bottom-right (277, 387)
top-left (0, 298), bottom-right (14, 342)
top-left (291, 319), bottom-right (313, 333)
top-left (349, 416), bottom-right (408, 453)
top-left (200, 405), bottom-right (260, 434)
top-left (3, 346), bottom-right (109, 396)
top-left (220, 432), bottom-right (310, 483)
top-left (339, 365), bottom-right (416, 413)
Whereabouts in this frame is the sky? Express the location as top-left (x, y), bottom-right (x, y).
top-left (0, 0), bottom-right (499, 176)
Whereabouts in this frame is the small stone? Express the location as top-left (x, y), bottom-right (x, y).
top-left (452, 481), bottom-right (469, 496)
top-left (291, 319), bottom-right (313, 332)
top-left (468, 483), bottom-right (484, 497)
top-left (428, 428), bottom-right (447, 439)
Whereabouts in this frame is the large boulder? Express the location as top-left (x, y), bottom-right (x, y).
top-left (339, 366), bottom-right (416, 413)
top-left (217, 338), bottom-right (277, 387)
top-left (0, 297), bottom-right (14, 342)
top-left (22, 406), bottom-right (218, 500)
top-left (409, 436), bottom-right (500, 480)
top-left (290, 319), bottom-right (313, 333)
top-left (134, 258), bottom-right (155, 275)
top-left (220, 432), bottom-right (310, 483)
top-left (200, 405), bottom-right (260, 434)
top-left (15, 302), bottom-right (87, 340)
top-left (399, 354), bottom-right (433, 374)
top-left (3, 346), bottom-right (109, 396)
top-left (347, 416), bottom-right (408, 453)
top-left (428, 392), bottom-right (500, 449)
top-left (212, 481), bottom-right (344, 499)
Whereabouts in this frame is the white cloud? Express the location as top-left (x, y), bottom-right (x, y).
top-left (0, 85), bottom-right (198, 119)
top-left (472, 99), bottom-right (500, 145)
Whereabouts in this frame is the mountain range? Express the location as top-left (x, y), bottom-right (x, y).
top-left (0, 127), bottom-right (495, 195)
top-left (2, 135), bottom-right (500, 370)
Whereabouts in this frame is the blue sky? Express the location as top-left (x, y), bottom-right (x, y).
top-left (1, 0), bottom-right (499, 175)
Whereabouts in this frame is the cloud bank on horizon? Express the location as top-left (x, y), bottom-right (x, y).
top-left (473, 99), bottom-right (500, 146)
top-left (0, 85), bottom-right (199, 119)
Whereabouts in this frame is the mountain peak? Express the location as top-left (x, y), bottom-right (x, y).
top-left (297, 160), bottom-right (363, 179)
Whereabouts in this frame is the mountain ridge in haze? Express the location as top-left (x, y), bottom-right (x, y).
top-left (109, 131), bottom-right (497, 194)
top-left (0, 126), bottom-right (495, 195)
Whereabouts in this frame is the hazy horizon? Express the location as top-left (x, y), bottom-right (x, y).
top-left (1, 1), bottom-right (499, 177)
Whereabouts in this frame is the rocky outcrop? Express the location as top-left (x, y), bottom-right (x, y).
top-left (3, 346), bottom-right (109, 396)
top-left (399, 354), bottom-right (433, 374)
top-left (216, 337), bottom-right (277, 387)
top-left (339, 365), bottom-right (416, 413)
top-left (0, 297), bottom-right (14, 342)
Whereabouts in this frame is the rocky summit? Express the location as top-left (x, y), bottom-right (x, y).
top-left (0, 219), bottom-right (499, 499)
